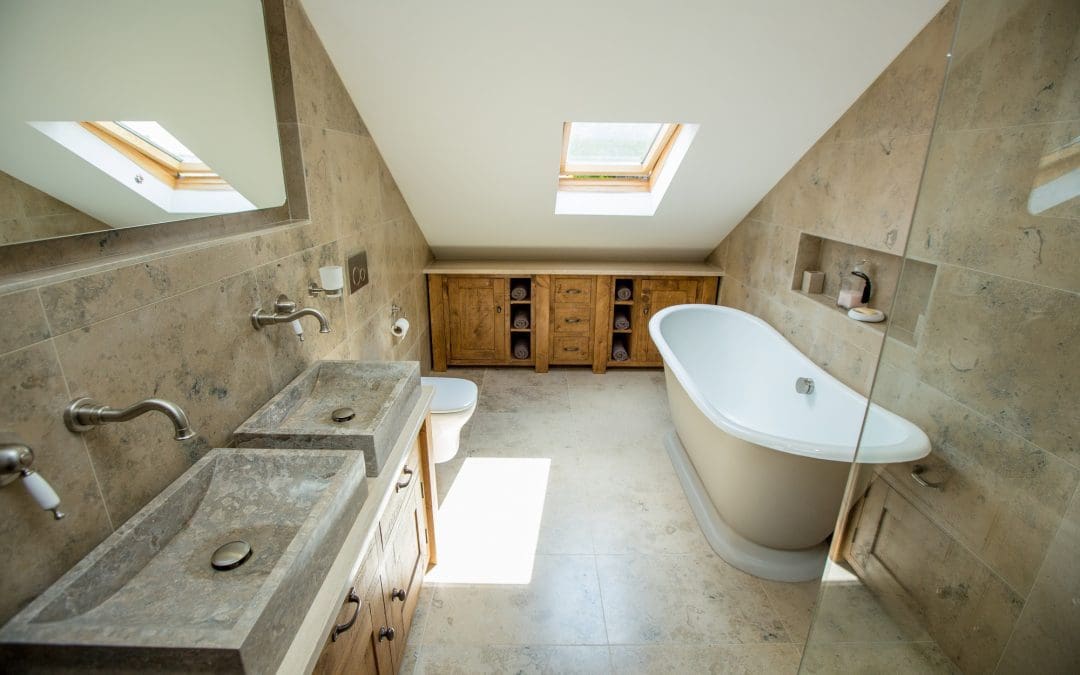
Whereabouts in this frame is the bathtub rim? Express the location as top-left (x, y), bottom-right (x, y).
top-left (649, 303), bottom-right (930, 464)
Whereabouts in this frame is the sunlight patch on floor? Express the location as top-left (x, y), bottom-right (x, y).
top-left (427, 457), bottom-right (549, 585)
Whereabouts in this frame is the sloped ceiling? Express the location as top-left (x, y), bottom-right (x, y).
top-left (303, 0), bottom-right (946, 261)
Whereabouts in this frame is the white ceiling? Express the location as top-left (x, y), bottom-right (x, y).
top-left (303, 0), bottom-right (945, 261)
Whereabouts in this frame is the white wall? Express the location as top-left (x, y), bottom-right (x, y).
top-left (0, 0), bottom-right (285, 229)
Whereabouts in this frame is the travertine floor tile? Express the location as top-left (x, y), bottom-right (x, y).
top-left (610, 643), bottom-right (800, 675)
top-left (413, 645), bottom-right (611, 675)
top-left (596, 554), bottom-right (788, 645)
top-left (424, 554), bottom-right (607, 646)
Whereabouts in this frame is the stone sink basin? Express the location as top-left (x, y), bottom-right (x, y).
top-left (233, 360), bottom-right (421, 477)
top-left (0, 448), bottom-right (368, 673)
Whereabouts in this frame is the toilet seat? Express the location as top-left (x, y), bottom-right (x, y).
top-left (422, 377), bottom-right (478, 413)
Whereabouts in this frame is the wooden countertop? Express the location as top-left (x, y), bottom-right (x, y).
top-left (423, 260), bottom-right (724, 276)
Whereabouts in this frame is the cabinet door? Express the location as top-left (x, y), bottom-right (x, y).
top-left (365, 574), bottom-right (395, 675)
top-left (384, 480), bottom-right (430, 667)
top-left (635, 279), bottom-right (701, 363)
top-left (313, 584), bottom-right (383, 675)
top-left (447, 277), bottom-right (508, 362)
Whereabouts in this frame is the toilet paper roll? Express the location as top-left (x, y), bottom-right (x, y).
top-left (391, 317), bottom-right (410, 337)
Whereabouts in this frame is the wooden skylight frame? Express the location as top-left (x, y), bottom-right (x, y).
top-left (558, 122), bottom-right (682, 193)
top-left (80, 121), bottom-right (230, 191)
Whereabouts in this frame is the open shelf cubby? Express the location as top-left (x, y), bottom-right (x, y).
top-left (509, 277), bottom-right (533, 361)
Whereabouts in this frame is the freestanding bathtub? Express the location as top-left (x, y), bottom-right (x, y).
top-left (649, 304), bottom-right (929, 582)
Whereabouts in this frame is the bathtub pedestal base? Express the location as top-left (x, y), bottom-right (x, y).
top-left (664, 431), bottom-right (827, 583)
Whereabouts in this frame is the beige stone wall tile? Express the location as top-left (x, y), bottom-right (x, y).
top-left (0, 290), bottom-right (50, 355)
top-left (52, 273), bottom-right (276, 524)
top-left (831, 1), bottom-right (957, 144)
top-left (909, 122), bottom-right (1080, 292)
top-left (997, 486), bottom-right (1080, 673)
top-left (832, 134), bottom-right (930, 254)
top-left (284, 0), bottom-right (366, 135)
top-left (915, 265), bottom-right (1079, 466)
top-left (0, 342), bottom-right (112, 624)
top-left (876, 359), bottom-right (1078, 594)
top-left (38, 238), bottom-right (259, 335)
top-left (936, 0), bottom-right (1080, 131)
top-left (253, 241), bottom-right (347, 390)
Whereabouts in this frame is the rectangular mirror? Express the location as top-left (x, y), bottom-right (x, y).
top-left (0, 0), bottom-right (286, 248)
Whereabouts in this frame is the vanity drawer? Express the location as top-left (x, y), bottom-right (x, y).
top-left (380, 441), bottom-right (421, 545)
top-left (553, 277), bottom-right (593, 305)
top-left (553, 304), bottom-right (592, 334)
top-left (552, 335), bottom-right (591, 363)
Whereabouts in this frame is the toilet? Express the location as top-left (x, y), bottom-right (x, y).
top-left (421, 377), bottom-right (478, 463)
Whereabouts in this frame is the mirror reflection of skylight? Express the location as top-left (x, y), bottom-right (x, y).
top-left (565, 122), bottom-right (663, 166)
top-left (117, 121), bottom-right (201, 163)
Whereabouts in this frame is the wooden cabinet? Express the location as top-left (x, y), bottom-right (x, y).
top-left (446, 276), bottom-right (507, 362)
top-left (314, 438), bottom-right (432, 675)
top-left (633, 278), bottom-right (701, 363)
top-left (427, 265), bottom-right (721, 373)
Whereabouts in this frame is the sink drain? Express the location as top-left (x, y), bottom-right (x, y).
top-left (331, 407), bottom-right (355, 423)
top-left (211, 540), bottom-right (252, 571)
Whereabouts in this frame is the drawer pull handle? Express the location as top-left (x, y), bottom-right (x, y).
top-left (563, 346), bottom-right (580, 352)
top-left (396, 466), bottom-right (415, 492)
top-left (391, 587), bottom-right (406, 602)
top-left (564, 318), bottom-right (582, 324)
top-left (378, 626), bottom-right (396, 642)
top-left (911, 464), bottom-right (942, 489)
top-left (564, 288), bottom-right (582, 295)
top-left (330, 588), bottom-right (361, 641)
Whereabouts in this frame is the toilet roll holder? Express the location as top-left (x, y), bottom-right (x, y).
top-left (1, 432), bottom-right (65, 520)
top-left (391, 305), bottom-right (410, 337)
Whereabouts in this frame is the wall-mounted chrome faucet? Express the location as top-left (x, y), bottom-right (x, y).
top-left (1, 432), bottom-right (65, 520)
top-left (252, 294), bottom-right (331, 341)
top-left (65, 397), bottom-right (196, 441)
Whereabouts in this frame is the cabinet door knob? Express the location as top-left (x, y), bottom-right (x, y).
top-left (391, 587), bottom-right (406, 602)
top-left (330, 588), bottom-right (361, 642)
top-left (495, 305), bottom-right (503, 313)
top-left (378, 626), bottom-right (396, 642)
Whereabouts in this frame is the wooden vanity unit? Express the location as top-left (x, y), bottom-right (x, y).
top-left (278, 389), bottom-right (438, 675)
top-left (426, 261), bottom-right (723, 373)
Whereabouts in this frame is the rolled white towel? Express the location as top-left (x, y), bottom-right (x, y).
top-left (611, 337), bottom-right (629, 361)
top-left (510, 284), bottom-right (528, 301)
top-left (512, 336), bottom-right (530, 359)
top-left (512, 309), bottom-right (530, 329)
top-left (613, 313), bottom-right (630, 330)
top-left (615, 285), bottom-right (632, 301)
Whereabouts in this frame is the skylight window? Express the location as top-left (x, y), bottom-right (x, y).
top-left (116, 121), bottom-right (201, 163)
top-left (555, 121), bottom-right (698, 216)
top-left (560, 122), bottom-right (680, 192)
top-left (80, 121), bottom-right (230, 190)
top-left (29, 119), bottom-right (255, 215)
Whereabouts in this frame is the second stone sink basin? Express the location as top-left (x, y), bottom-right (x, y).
top-left (233, 360), bottom-right (421, 477)
top-left (0, 448), bottom-right (368, 673)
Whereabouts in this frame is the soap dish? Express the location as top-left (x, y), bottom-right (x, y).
top-left (848, 307), bottom-right (885, 323)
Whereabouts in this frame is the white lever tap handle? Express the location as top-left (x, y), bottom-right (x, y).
top-left (22, 471), bottom-right (65, 519)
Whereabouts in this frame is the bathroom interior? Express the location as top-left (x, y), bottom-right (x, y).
top-left (0, 0), bottom-right (1076, 673)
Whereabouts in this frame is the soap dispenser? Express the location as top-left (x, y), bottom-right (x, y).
top-left (837, 260), bottom-right (873, 310)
